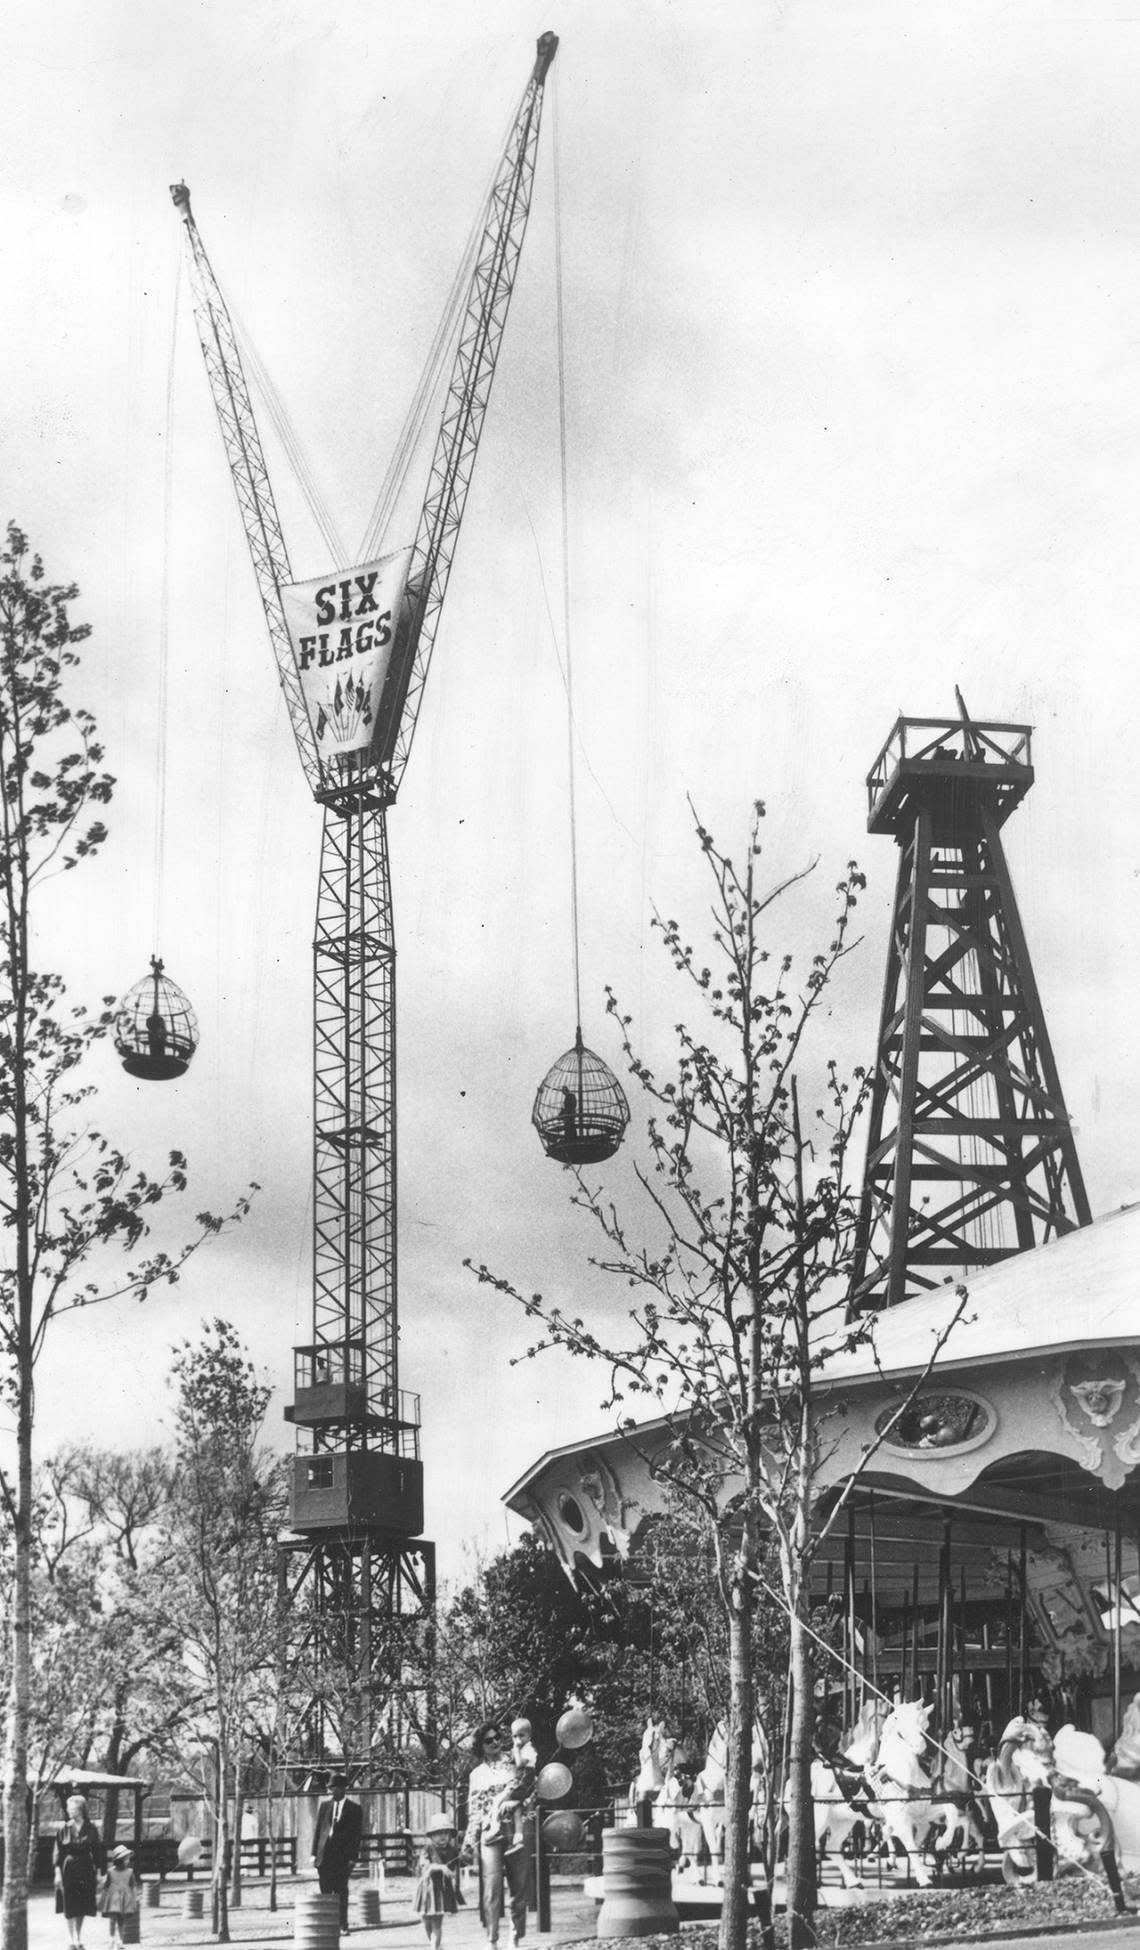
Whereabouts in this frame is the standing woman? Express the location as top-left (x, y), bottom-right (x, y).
top-left (462, 1724), bottom-right (528, 1950)
top-left (54, 1794), bottom-right (103, 1949)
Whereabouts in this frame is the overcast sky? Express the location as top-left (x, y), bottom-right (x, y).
top-left (5, 0), bottom-right (1140, 1588)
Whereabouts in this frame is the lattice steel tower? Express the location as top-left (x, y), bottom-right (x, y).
top-left (849, 699), bottom-right (1091, 1314)
top-left (174, 31), bottom-right (558, 1764)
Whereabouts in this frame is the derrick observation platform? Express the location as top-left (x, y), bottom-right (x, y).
top-left (867, 713), bottom-right (1034, 839)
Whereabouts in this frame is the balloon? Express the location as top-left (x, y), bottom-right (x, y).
top-left (555, 1706), bottom-right (593, 1750)
top-left (176, 1836), bottom-right (202, 1865)
top-left (541, 1811), bottom-right (584, 1852)
top-left (535, 1762), bottom-right (572, 1802)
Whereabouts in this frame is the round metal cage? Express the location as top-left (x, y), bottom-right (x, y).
top-left (115, 957), bottom-right (199, 1081)
top-left (533, 1034), bottom-right (630, 1165)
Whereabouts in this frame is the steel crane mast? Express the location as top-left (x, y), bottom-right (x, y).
top-left (173, 30), bottom-right (557, 1766)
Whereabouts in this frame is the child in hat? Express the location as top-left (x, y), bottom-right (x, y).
top-left (98, 1845), bottom-right (139, 1946)
top-left (413, 1812), bottom-right (464, 1949)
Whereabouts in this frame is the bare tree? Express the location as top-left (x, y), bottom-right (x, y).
top-left (470, 803), bottom-right (966, 1950)
top-left (162, 1320), bottom-right (285, 1942)
top-left (0, 525), bottom-right (254, 1950)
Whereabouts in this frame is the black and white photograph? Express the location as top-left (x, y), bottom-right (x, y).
top-left (4, 3), bottom-right (1140, 1947)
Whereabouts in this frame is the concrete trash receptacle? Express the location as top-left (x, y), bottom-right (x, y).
top-left (294, 1888), bottom-right (341, 1948)
top-left (357, 1885), bottom-right (383, 1927)
top-left (182, 1887), bottom-right (204, 1920)
top-left (596, 1828), bottom-right (679, 1938)
top-left (144, 1880), bottom-right (161, 1907)
top-left (121, 1907), bottom-right (141, 1944)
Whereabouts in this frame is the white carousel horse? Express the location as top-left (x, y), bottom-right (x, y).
top-left (626, 1718), bottom-right (675, 1823)
top-left (840, 1697), bottom-right (891, 1767)
top-left (654, 1763), bottom-right (697, 1868)
top-left (983, 1714), bottom-right (1063, 1881)
top-left (1109, 1693), bottom-right (1140, 1779)
top-left (691, 1717), bottom-right (770, 1880)
top-left (929, 1722), bottom-right (987, 1868)
top-left (810, 1698), bottom-right (937, 1889)
top-left (1052, 1724), bottom-right (1135, 1871)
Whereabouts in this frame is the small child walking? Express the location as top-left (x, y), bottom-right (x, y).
top-left (414, 1813), bottom-right (464, 1950)
top-left (98, 1845), bottom-right (139, 1947)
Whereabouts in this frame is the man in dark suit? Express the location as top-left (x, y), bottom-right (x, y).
top-left (312, 1773), bottom-right (363, 1930)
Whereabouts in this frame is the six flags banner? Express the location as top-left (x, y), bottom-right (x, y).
top-left (281, 546), bottom-right (413, 768)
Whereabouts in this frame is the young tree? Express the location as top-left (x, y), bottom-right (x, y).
top-left (0, 526), bottom-right (253, 1950)
top-left (470, 805), bottom-right (965, 1950)
top-left (162, 1319), bottom-right (286, 1943)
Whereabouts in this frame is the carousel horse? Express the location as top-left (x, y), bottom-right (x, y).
top-left (691, 1717), bottom-right (770, 1879)
top-left (801, 1697), bottom-right (887, 1880)
top-left (626, 1718), bottom-right (675, 1823)
top-left (840, 1697), bottom-right (891, 1768)
top-left (929, 1721), bottom-right (987, 1870)
top-left (1052, 1723), bottom-right (1138, 1872)
top-left (655, 1764), bottom-right (701, 1871)
top-left (810, 1698), bottom-right (937, 1889)
top-left (1108, 1693), bottom-right (1140, 1780)
top-left (983, 1714), bottom-right (1061, 1881)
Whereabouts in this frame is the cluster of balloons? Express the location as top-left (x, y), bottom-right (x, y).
top-left (536, 1704), bottom-right (594, 1854)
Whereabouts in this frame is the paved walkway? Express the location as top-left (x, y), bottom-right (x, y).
top-left (24, 1878), bottom-right (598, 1950)
top-left (27, 1880), bottom-right (1140, 1950)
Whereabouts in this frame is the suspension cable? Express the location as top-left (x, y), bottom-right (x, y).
top-left (553, 77), bottom-right (583, 1039)
top-left (358, 95), bottom-right (522, 565)
top-left (152, 258), bottom-right (180, 951)
top-left (230, 306), bottom-right (349, 568)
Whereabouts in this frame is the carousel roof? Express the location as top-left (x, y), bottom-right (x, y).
top-left (504, 1204), bottom-right (1140, 1519)
top-left (819, 1201), bottom-right (1140, 1385)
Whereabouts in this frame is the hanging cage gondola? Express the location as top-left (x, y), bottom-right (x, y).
top-left (532, 1028), bottom-right (630, 1165)
top-left (114, 956), bottom-right (199, 1080)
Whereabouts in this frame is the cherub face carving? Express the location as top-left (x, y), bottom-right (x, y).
top-left (1053, 1351), bottom-right (1140, 1489)
top-left (1063, 1353), bottom-right (1129, 1431)
top-left (1070, 1377), bottom-right (1126, 1427)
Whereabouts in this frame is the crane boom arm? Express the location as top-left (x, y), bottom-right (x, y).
top-left (170, 182), bottom-right (324, 794)
top-left (378, 30), bottom-right (558, 795)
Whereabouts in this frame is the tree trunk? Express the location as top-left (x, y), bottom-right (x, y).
top-left (229, 1757), bottom-right (243, 1910)
top-left (2, 1271), bottom-right (35, 1950)
top-left (718, 1572), bottom-right (754, 1950)
top-left (212, 1750), bottom-right (230, 1943)
top-left (784, 1604), bottom-right (818, 1950)
top-left (24, 1790), bottom-right (40, 1886)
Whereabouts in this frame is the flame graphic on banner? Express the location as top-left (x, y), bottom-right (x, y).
top-left (315, 676), bottom-right (374, 747)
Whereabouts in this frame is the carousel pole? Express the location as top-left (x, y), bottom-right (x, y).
top-left (936, 1523), bottom-right (951, 1733)
top-left (958, 1563), bottom-right (967, 1723)
top-left (844, 1511), bottom-right (857, 1731)
top-left (823, 1557), bottom-right (834, 1741)
top-left (868, 1492), bottom-right (880, 1701)
top-left (911, 1563), bottom-right (920, 1700)
top-left (981, 1619), bottom-right (995, 1721)
top-left (1005, 1554), bottom-right (1014, 1721)
top-left (1018, 1528), bottom-right (1028, 1712)
top-left (1113, 1515), bottom-right (1124, 1740)
top-left (901, 1588), bottom-right (910, 1705)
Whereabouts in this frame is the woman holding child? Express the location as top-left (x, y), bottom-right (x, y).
top-left (462, 1721), bottom-right (535, 1950)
